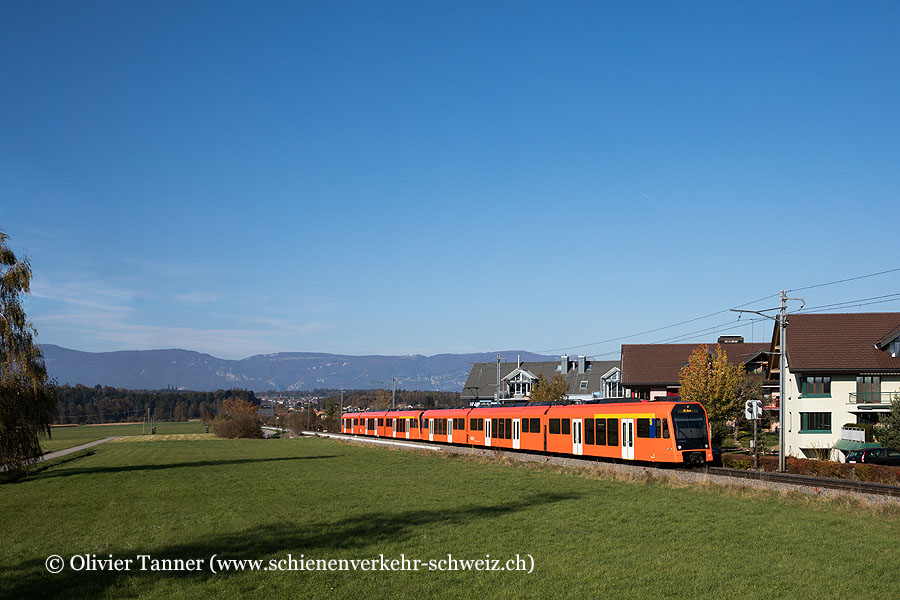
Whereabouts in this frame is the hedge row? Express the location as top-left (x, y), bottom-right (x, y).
top-left (721, 453), bottom-right (900, 484)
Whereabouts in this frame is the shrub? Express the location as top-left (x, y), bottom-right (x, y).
top-left (211, 398), bottom-right (263, 439)
top-left (722, 453), bottom-right (753, 470)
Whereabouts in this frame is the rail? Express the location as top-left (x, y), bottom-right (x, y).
top-left (706, 467), bottom-right (900, 498)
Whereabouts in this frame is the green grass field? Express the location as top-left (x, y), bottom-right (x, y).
top-left (40, 422), bottom-right (208, 453)
top-left (2, 435), bottom-right (899, 599)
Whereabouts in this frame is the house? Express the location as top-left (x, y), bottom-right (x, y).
top-left (767, 312), bottom-right (900, 461)
top-left (460, 355), bottom-right (622, 404)
top-left (621, 336), bottom-right (771, 400)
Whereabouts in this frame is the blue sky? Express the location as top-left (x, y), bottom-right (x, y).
top-left (3, 1), bottom-right (900, 359)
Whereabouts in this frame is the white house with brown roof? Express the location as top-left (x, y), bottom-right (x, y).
top-left (770, 312), bottom-right (900, 461)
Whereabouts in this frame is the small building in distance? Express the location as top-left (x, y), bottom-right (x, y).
top-left (621, 335), bottom-right (771, 401)
top-left (460, 355), bottom-right (622, 404)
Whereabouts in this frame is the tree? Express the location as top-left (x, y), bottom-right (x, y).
top-left (372, 389), bottom-right (391, 411)
top-left (677, 344), bottom-right (744, 444)
top-left (0, 231), bottom-right (57, 472)
top-left (211, 398), bottom-right (263, 439)
top-left (530, 373), bottom-right (569, 404)
top-left (876, 393), bottom-right (900, 451)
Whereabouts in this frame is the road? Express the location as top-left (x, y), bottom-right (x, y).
top-left (39, 437), bottom-right (122, 462)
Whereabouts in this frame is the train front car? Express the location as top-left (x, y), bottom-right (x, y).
top-left (670, 402), bottom-right (713, 465)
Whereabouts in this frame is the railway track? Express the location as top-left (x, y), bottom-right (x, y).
top-left (305, 431), bottom-right (900, 501)
top-left (705, 466), bottom-right (900, 498)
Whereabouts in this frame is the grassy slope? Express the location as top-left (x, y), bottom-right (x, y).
top-left (1, 437), bottom-right (898, 600)
top-left (40, 422), bottom-right (207, 453)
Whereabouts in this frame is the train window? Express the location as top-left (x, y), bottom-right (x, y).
top-left (505, 418), bottom-right (512, 439)
top-left (522, 419), bottom-right (530, 433)
top-left (549, 419), bottom-right (560, 434)
top-left (492, 419), bottom-right (499, 437)
top-left (636, 418), bottom-right (651, 438)
top-left (530, 418), bottom-right (540, 432)
top-left (662, 418), bottom-right (670, 439)
top-left (498, 418), bottom-right (505, 439)
top-left (596, 419), bottom-right (606, 445)
top-left (585, 418), bottom-right (594, 445)
top-left (470, 418), bottom-right (477, 430)
top-left (562, 419), bottom-right (571, 435)
top-left (654, 418), bottom-right (661, 438)
top-left (378, 419), bottom-right (383, 426)
top-left (607, 419), bottom-right (618, 446)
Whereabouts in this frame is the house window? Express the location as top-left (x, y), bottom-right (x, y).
top-left (801, 376), bottom-right (831, 396)
top-left (856, 376), bottom-right (881, 403)
top-left (579, 380), bottom-right (589, 391)
top-left (891, 340), bottom-right (900, 357)
top-left (800, 412), bottom-right (832, 433)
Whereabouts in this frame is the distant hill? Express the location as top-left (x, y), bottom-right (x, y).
top-left (39, 345), bottom-right (555, 393)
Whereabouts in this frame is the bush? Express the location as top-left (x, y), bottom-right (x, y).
top-left (721, 453), bottom-right (753, 470)
top-left (211, 398), bottom-right (263, 439)
top-left (720, 452), bottom-right (900, 484)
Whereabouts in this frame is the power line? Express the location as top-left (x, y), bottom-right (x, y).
top-left (788, 267), bottom-right (900, 293)
top-left (535, 293), bottom-right (779, 354)
top-left (794, 292), bottom-right (900, 313)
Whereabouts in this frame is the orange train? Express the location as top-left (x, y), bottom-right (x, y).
top-left (341, 400), bottom-right (713, 465)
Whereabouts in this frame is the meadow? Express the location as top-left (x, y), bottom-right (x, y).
top-left (2, 435), bottom-right (899, 599)
top-left (40, 422), bottom-right (208, 453)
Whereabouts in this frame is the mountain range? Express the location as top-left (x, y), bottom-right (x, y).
top-left (39, 345), bottom-right (555, 393)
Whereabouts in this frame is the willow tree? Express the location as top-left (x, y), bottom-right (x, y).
top-left (677, 344), bottom-right (744, 444)
top-left (0, 231), bottom-right (57, 472)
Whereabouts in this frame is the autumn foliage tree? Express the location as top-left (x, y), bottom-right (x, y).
top-left (0, 231), bottom-right (57, 473)
top-left (211, 398), bottom-right (263, 439)
top-left (677, 345), bottom-right (745, 444)
top-left (530, 373), bottom-right (569, 403)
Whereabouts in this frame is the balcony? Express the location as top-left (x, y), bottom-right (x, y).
top-left (841, 426), bottom-right (866, 442)
top-left (848, 392), bottom-right (898, 407)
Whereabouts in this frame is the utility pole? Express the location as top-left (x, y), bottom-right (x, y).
top-left (733, 290), bottom-right (803, 473)
top-left (391, 376), bottom-right (396, 409)
top-left (496, 352), bottom-right (501, 402)
top-left (340, 389), bottom-right (344, 416)
top-left (778, 291), bottom-right (787, 473)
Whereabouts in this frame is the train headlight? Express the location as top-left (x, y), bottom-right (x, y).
top-left (677, 445), bottom-right (682, 450)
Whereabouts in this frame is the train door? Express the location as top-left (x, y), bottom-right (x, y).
top-left (392, 419), bottom-right (397, 438)
top-left (485, 419), bottom-right (492, 447)
top-left (573, 418), bottom-right (583, 455)
top-left (621, 418), bottom-right (634, 460)
top-left (429, 418), bottom-right (434, 442)
top-left (406, 419), bottom-right (411, 440)
top-left (448, 418), bottom-right (453, 443)
top-left (513, 418), bottom-right (520, 449)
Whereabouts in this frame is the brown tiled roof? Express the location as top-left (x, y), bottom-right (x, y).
top-left (784, 313), bottom-right (900, 373)
top-left (621, 342), bottom-right (768, 386)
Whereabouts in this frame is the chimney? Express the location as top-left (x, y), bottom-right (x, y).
top-left (718, 335), bottom-right (744, 344)
top-left (578, 355), bottom-right (586, 374)
top-left (560, 355), bottom-right (568, 373)
top-left (517, 355), bottom-right (521, 369)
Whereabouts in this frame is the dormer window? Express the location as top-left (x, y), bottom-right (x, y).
top-left (892, 340), bottom-right (900, 358)
top-left (579, 380), bottom-right (589, 390)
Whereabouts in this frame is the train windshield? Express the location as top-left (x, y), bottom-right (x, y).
top-left (671, 404), bottom-right (709, 450)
